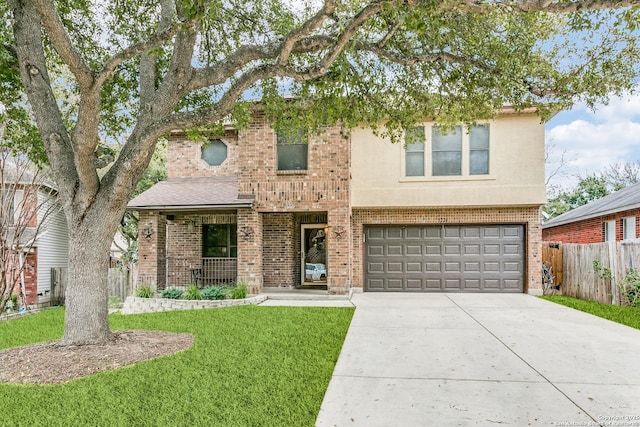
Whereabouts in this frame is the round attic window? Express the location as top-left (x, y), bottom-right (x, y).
top-left (201, 139), bottom-right (227, 166)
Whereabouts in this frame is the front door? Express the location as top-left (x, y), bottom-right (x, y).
top-left (301, 224), bottom-right (327, 286)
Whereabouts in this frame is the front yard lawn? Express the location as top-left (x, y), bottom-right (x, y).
top-left (0, 305), bottom-right (354, 427)
top-left (541, 295), bottom-right (640, 330)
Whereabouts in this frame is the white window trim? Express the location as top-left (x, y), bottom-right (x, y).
top-left (604, 220), bottom-right (616, 242)
top-left (623, 216), bottom-right (637, 240)
top-left (399, 123), bottom-right (495, 182)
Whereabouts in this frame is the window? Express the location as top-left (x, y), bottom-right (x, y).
top-left (201, 139), bottom-right (227, 166)
top-left (604, 220), bottom-right (616, 242)
top-left (405, 127), bottom-right (425, 177)
top-left (469, 125), bottom-right (489, 175)
top-left (1, 190), bottom-right (21, 225)
top-left (277, 129), bottom-right (307, 171)
top-left (623, 216), bottom-right (636, 240)
top-left (432, 126), bottom-right (462, 176)
top-left (202, 224), bottom-right (237, 257)
top-left (404, 124), bottom-right (490, 178)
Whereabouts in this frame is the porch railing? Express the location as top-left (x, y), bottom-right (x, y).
top-left (165, 257), bottom-right (237, 289)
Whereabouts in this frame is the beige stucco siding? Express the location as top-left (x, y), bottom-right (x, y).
top-left (350, 114), bottom-right (546, 208)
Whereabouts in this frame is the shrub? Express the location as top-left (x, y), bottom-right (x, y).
top-left (183, 284), bottom-right (202, 300)
top-left (161, 288), bottom-right (184, 299)
top-left (230, 282), bottom-right (248, 300)
top-left (201, 286), bottom-right (228, 300)
top-left (620, 268), bottom-right (640, 307)
top-left (135, 285), bottom-right (154, 298)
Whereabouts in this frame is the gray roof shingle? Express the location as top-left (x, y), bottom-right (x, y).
top-left (127, 176), bottom-right (253, 210)
top-left (543, 181), bottom-right (640, 228)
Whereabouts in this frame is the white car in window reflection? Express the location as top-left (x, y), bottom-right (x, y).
top-left (305, 263), bottom-right (327, 281)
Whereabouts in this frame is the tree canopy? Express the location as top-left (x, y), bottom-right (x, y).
top-left (3, 0), bottom-right (640, 344)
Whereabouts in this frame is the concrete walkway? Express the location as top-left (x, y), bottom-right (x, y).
top-left (316, 293), bottom-right (640, 427)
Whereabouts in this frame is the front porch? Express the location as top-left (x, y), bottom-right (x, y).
top-left (136, 209), bottom-right (351, 295)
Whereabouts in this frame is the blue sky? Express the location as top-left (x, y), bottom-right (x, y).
top-left (545, 92), bottom-right (640, 191)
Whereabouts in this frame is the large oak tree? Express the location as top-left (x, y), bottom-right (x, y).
top-left (3, 0), bottom-right (640, 344)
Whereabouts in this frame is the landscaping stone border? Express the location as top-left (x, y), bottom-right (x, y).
top-left (121, 295), bottom-right (267, 315)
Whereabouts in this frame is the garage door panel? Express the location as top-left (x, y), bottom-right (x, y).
top-left (464, 244), bottom-right (480, 255)
top-left (365, 225), bottom-right (524, 292)
top-left (406, 262), bottom-right (423, 272)
top-left (406, 245), bottom-right (422, 255)
top-left (503, 244), bottom-right (520, 255)
top-left (483, 244), bottom-right (500, 255)
top-left (387, 278), bottom-right (403, 289)
top-left (425, 245), bottom-right (441, 255)
top-left (425, 227), bottom-right (442, 239)
top-left (405, 227), bottom-right (422, 239)
top-left (368, 245), bottom-right (384, 256)
top-left (444, 226), bottom-right (461, 238)
top-left (406, 278), bottom-right (423, 289)
top-left (386, 228), bottom-right (403, 239)
top-left (444, 244), bottom-right (461, 255)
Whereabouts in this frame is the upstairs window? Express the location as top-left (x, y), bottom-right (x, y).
top-left (469, 125), bottom-right (490, 175)
top-left (277, 129), bottom-right (308, 171)
top-left (404, 124), bottom-right (490, 178)
top-left (432, 126), bottom-right (462, 176)
top-left (404, 127), bottom-right (425, 177)
top-left (201, 139), bottom-right (227, 166)
top-left (202, 224), bottom-right (237, 258)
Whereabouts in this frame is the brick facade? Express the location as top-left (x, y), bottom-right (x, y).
top-left (542, 209), bottom-right (640, 243)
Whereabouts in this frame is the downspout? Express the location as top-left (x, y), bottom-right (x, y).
top-left (18, 251), bottom-right (27, 311)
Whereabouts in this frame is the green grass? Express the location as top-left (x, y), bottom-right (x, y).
top-left (541, 295), bottom-right (640, 330)
top-left (0, 305), bottom-right (354, 427)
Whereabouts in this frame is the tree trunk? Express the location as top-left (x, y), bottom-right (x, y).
top-left (59, 213), bottom-right (120, 345)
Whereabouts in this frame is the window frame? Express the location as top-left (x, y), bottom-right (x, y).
top-left (623, 216), bottom-right (636, 240)
top-left (604, 220), bottom-right (616, 242)
top-left (202, 224), bottom-right (237, 258)
top-left (404, 126), bottom-right (426, 177)
top-left (402, 123), bottom-right (492, 180)
top-left (276, 129), bottom-right (308, 172)
top-left (201, 139), bottom-right (228, 166)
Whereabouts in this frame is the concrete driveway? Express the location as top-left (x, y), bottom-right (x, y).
top-left (316, 293), bottom-right (640, 427)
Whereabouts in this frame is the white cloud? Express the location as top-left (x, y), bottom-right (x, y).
top-left (546, 112), bottom-right (640, 190)
top-left (572, 92), bottom-right (640, 123)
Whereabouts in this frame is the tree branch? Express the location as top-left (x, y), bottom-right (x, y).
top-left (31, 0), bottom-right (94, 90)
top-left (459, 0), bottom-right (640, 13)
top-left (10, 0), bottom-right (78, 208)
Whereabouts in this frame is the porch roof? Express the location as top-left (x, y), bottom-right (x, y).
top-left (126, 176), bottom-right (254, 211)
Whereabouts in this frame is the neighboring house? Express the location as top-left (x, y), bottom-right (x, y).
top-left (1, 174), bottom-right (69, 307)
top-left (128, 107), bottom-right (546, 295)
top-left (542, 182), bottom-right (640, 243)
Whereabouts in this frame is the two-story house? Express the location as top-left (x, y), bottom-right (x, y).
top-left (128, 106), bottom-right (546, 295)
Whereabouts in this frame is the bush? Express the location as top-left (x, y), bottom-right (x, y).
top-left (230, 282), bottom-right (248, 300)
top-left (620, 268), bottom-right (640, 307)
top-left (135, 285), bottom-right (154, 298)
top-left (182, 284), bottom-right (202, 300)
top-left (201, 286), bottom-right (228, 300)
top-left (161, 288), bottom-right (184, 299)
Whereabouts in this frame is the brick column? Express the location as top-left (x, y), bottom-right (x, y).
top-left (137, 211), bottom-right (166, 290)
top-left (237, 209), bottom-right (263, 294)
top-left (327, 207), bottom-right (351, 295)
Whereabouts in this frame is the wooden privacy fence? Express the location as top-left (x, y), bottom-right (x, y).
top-left (542, 242), bottom-right (563, 288)
top-left (562, 241), bottom-right (640, 305)
top-left (51, 265), bottom-right (137, 306)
